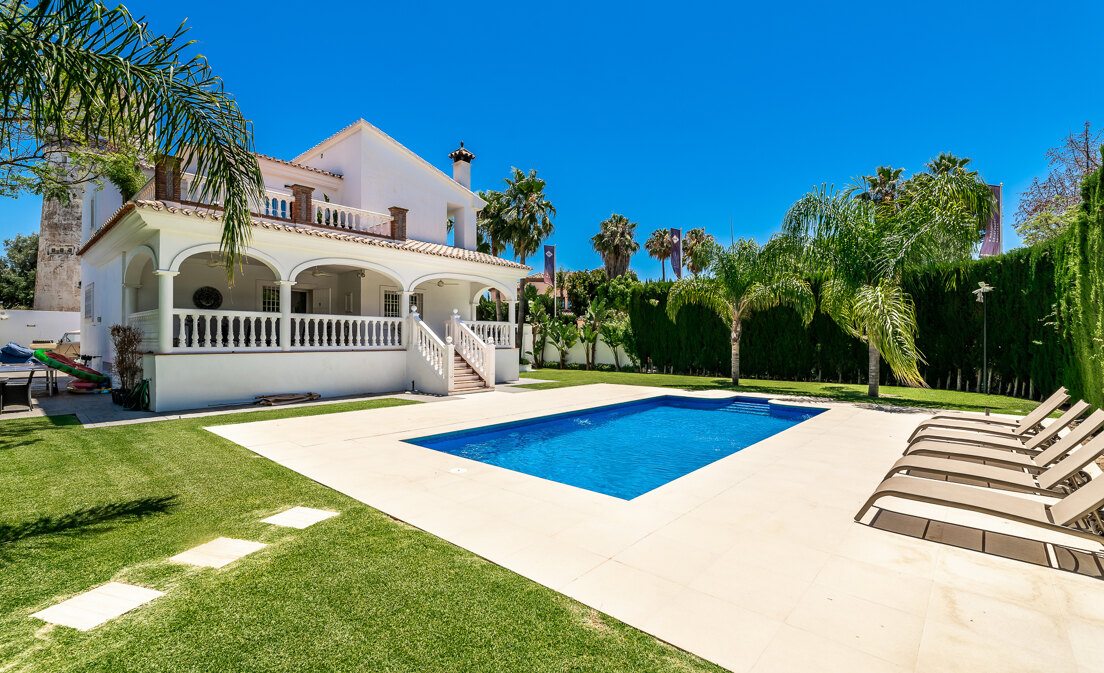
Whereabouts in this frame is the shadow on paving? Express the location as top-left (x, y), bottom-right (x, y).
top-left (869, 509), bottom-right (1104, 579)
top-left (0, 495), bottom-right (179, 565)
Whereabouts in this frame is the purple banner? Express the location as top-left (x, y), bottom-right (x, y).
top-left (543, 244), bottom-right (555, 285)
top-left (670, 228), bottom-right (682, 280)
top-left (979, 184), bottom-right (1002, 258)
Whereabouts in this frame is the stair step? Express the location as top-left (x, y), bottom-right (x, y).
top-left (720, 400), bottom-right (771, 415)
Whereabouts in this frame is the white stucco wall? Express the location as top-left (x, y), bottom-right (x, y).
top-left (294, 121), bottom-right (481, 249)
top-left (144, 350), bottom-right (407, 411)
top-left (0, 309), bottom-right (79, 346)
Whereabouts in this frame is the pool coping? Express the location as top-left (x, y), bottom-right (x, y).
top-left (207, 384), bottom-right (1104, 673)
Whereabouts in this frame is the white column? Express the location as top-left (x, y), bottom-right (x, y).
top-left (470, 302), bottom-right (479, 321)
top-left (123, 283), bottom-right (139, 322)
top-left (400, 290), bottom-right (413, 318)
top-left (277, 280), bottom-right (295, 351)
top-left (507, 301), bottom-right (517, 325)
top-left (154, 270), bottom-right (178, 353)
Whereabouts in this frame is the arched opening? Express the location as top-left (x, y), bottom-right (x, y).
top-left (285, 262), bottom-right (405, 350)
top-left (171, 251), bottom-right (280, 349)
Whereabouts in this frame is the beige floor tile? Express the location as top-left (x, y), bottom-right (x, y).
top-left (32, 582), bottom-right (163, 631)
top-left (169, 537), bottom-right (266, 568)
top-left (498, 539), bottom-right (607, 590)
top-left (785, 582), bottom-right (925, 668)
top-left (916, 621), bottom-right (1070, 673)
top-left (261, 506), bottom-right (339, 529)
top-left (642, 588), bottom-right (783, 673)
top-left (924, 583), bottom-right (1074, 657)
top-left (933, 546), bottom-right (1058, 611)
top-left (812, 555), bottom-right (933, 617)
top-left (1065, 618), bottom-right (1104, 672)
top-left (562, 561), bottom-right (685, 625)
top-left (750, 624), bottom-right (909, 673)
top-left (688, 556), bottom-right (812, 621)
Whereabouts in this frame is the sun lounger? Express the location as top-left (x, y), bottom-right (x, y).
top-left (883, 432), bottom-right (1104, 496)
top-left (902, 409), bottom-right (1104, 469)
top-left (908, 400), bottom-right (1091, 451)
top-left (854, 471), bottom-right (1104, 544)
top-left (908, 387), bottom-right (1070, 441)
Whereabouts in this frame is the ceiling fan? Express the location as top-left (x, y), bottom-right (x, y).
top-left (311, 269), bottom-right (335, 278)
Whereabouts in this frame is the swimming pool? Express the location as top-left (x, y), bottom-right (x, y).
top-left (405, 396), bottom-right (824, 500)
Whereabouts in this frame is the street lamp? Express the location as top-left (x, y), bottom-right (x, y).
top-left (972, 281), bottom-right (995, 410)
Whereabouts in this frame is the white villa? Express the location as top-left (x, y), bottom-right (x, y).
top-left (76, 120), bottom-right (527, 411)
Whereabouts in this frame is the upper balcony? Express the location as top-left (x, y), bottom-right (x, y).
top-left (139, 157), bottom-right (407, 242)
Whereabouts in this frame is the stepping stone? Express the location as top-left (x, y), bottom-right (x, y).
top-left (169, 537), bottom-right (266, 568)
top-left (32, 582), bottom-right (163, 631)
top-left (261, 506), bottom-right (339, 529)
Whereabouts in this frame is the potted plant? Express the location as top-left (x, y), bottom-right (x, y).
top-left (109, 324), bottom-right (146, 409)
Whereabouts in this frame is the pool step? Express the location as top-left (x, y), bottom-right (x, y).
top-left (719, 400), bottom-right (771, 415)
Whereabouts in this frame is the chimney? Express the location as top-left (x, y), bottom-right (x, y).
top-left (449, 141), bottom-right (474, 189)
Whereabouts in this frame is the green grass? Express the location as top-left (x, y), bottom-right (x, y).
top-left (0, 397), bottom-right (722, 672)
top-left (519, 368), bottom-right (1042, 416)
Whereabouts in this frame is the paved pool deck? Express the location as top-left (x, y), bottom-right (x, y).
top-left (208, 383), bottom-right (1104, 673)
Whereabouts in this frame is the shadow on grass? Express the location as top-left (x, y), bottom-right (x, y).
top-left (0, 495), bottom-right (179, 546)
top-left (0, 414), bottom-right (80, 451)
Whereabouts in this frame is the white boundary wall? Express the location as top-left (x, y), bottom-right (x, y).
top-left (521, 324), bottom-right (631, 369)
top-left (0, 309), bottom-right (79, 346)
top-left (144, 350), bottom-right (407, 411)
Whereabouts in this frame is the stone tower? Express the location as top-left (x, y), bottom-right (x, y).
top-left (33, 183), bottom-right (83, 312)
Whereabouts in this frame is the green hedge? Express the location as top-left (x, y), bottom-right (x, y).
top-left (629, 164), bottom-right (1104, 404)
top-left (629, 239), bottom-right (1080, 400)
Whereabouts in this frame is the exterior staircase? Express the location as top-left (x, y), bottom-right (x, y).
top-left (719, 398), bottom-right (771, 415)
top-left (452, 354), bottom-right (492, 393)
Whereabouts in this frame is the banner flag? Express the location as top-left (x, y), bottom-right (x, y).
top-left (543, 245), bottom-right (555, 285)
top-left (670, 228), bottom-right (682, 280)
top-left (979, 184), bottom-right (1002, 258)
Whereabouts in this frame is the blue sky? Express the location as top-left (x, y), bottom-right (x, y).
top-left (4, 1), bottom-right (1102, 279)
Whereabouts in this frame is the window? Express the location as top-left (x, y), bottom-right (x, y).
top-left (83, 283), bottom-right (94, 320)
top-left (261, 286), bottom-right (280, 312)
top-left (383, 291), bottom-right (423, 318)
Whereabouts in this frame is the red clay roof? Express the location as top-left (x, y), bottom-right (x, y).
top-left (78, 200), bottom-right (529, 271)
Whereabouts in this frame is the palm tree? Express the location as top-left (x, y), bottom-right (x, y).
top-left (781, 168), bottom-right (993, 397)
top-left (855, 166), bottom-right (904, 203)
top-left (591, 213), bottom-right (640, 279)
top-left (502, 168), bottom-right (555, 341)
top-left (0, 1), bottom-right (265, 274)
top-left (666, 238), bottom-right (814, 385)
top-left (682, 227), bottom-right (715, 276)
top-left (644, 229), bottom-right (672, 281)
top-left (477, 189), bottom-right (512, 319)
top-left (925, 152), bottom-right (972, 175)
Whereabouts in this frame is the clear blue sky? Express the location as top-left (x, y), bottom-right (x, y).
top-left (3, 0), bottom-right (1102, 279)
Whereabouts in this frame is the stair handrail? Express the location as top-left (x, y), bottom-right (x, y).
top-left (412, 309), bottom-right (454, 391)
top-left (446, 309), bottom-right (495, 388)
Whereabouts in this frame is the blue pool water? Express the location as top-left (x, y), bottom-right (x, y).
top-left (405, 396), bottom-right (824, 500)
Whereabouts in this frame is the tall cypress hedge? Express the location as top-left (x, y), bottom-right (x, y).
top-left (1056, 165), bottom-right (1104, 406)
top-left (628, 235), bottom-right (1092, 401)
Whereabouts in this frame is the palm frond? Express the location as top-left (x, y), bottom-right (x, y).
top-left (666, 276), bottom-right (733, 324)
top-left (851, 282), bottom-right (927, 387)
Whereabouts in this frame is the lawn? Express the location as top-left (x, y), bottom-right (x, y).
top-left (0, 398), bottom-right (722, 673)
top-left (519, 368), bottom-right (1044, 416)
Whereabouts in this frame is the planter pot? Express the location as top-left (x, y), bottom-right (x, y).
top-left (111, 388), bottom-right (130, 406)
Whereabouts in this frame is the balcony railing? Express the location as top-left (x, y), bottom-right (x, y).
top-left (174, 172), bottom-right (393, 239)
top-left (129, 308), bottom-right (404, 352)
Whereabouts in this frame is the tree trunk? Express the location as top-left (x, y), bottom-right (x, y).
top-left (661, 259), bottom-right (666, 282)
top-left (494, 293), bottom-right (502, 321)
top-left (516, 270), bottom-right (527, 347)
top-left (867, 340), bottom-right (880, 398)
top-left (731, 318), bottom-right (741, 386)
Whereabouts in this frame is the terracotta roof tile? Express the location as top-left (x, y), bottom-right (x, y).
top-left (79, 200), bottom-right (529, 272)
top-left (255, 153), bottom-right (343, 179)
